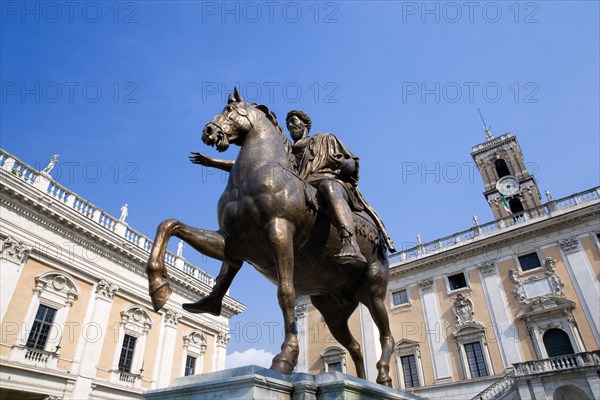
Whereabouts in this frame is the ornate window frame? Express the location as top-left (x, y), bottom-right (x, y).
top-left (11, 271), bottom-right (80, 368)
top-left (450, 293), bottom-right (493, 379)
top-left (108, 306), bottom-right (153, 387)
top-left (519, 298), bottom-right (583, 360)
top-left (320, 346), bottom-right (346, 373)
top-left (393, 339), bottom-right (424, 389)
top-left (452, 324), bottom-right (494, 379)
top-left (181, 330), bottom-right (207, 376)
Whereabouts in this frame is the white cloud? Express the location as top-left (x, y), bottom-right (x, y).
top-left (226, 348), bottom-right (275, 369)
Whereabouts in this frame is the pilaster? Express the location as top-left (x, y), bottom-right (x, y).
top-left (0, 236), bottom-right (31, 321)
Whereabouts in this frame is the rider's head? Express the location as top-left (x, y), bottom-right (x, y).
top-left (286, 110), bottom-right (312, 142)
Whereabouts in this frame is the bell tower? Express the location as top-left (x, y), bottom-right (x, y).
top-left (471, 126), bottom-right (542, 220)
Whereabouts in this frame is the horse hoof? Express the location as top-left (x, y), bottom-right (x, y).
top-left (182, 297), bottom-right (222, 316)
top-left (270, 358), bottom-right (294, 375)
top-left (150, 282), bottom-right (172, 312)
top-left (376, 375), bottom-right (393, 387)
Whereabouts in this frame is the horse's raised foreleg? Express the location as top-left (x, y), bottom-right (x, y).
top-left (268, 218), bottom-right (298, 375)
top-left (146, 218), bottom-right (228, 312)
top-left (356, 262), bottom-right (395, 387)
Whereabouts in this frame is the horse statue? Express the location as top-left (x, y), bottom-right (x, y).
top-left (145, 88), bottom-right (395, 386)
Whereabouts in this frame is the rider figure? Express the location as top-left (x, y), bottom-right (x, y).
top-left (285, 110), bottom-right (367, 266)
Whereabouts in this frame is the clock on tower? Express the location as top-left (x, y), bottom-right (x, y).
top-left (471, 128), bottom-right (542, 220)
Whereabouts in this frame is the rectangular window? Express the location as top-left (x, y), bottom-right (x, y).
top-left (518, 253), bottom-right (541, 272)
top-left (26, 305), bottom-right (57, 350)
top-left (185, 355), bottom-right (197, 376)
top-left (118, 334), bottom-right (137, 372)
top-left (392, 289), bottom-right (409, 306)
top-left (464, 342), bottom-right (488, 378)
top-left (328, 361), bottom-right (343, 372)
top-left (400, 355), bottom-right (420, 388)
top-left (448, 272), bottom-right (468, 291)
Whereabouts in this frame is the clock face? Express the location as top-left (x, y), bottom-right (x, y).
top-left (496, 176), bottom-right (520, 196)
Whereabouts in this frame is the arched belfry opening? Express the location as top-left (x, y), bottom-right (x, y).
top-left (509, 198), bottom-right (524, 214)
top-left (495, 159), bottom-right (511, 179)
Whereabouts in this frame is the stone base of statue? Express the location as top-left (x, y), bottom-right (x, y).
top-left (143, 365), bottom-right (423, 400)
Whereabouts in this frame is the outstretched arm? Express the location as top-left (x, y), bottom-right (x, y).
top-left (189, 152), bottom-right (234, 172)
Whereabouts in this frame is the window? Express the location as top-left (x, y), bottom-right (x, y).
top-left (185, 355), bottom-right (197, 376)
top-left (109, 306), bottom-right (152, 385)
top-left (464, 342), bottom-right (489, 378)
top-left (543, 329), bottom-right (574, 357)
top-left (509, 198), bottom-right (525, 214)
top-left (494, 159), bottom-right (511, 179)
top-left (26, 305), bottom-right (57, 350)
top-left (9, 272), bottom-right (79, 369)
top-left (394, 340), bottom-right (423, 389)
top-left (392, 289), bottom-right (409, 306)
top-left (400, 355), bottom-right (420, 388)
top-left (327, 361), bottom-right (343, 372)
top-left (518, 253), bottom-right (541, 272)
top-left (182, 331), bottom-right (207, 377)
top-left (118, 334), bottom-right (137, 372)
top-left (320, 347), bottom-right (346, 373)
top-left (448, 272), bottom-right (468, 291)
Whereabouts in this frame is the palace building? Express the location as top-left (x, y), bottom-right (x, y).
top-left (297, 130), bottom-right (600, 399)
top-left (0, 149), bottom-right (245, 399)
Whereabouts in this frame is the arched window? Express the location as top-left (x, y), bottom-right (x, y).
top-left (543, 329), bottom-right (574, 357)
top-left (494, 159), bottom-right (511, 179)
top-left (509, 198), bottom-right (524, 214)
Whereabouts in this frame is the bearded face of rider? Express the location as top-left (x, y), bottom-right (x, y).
top-left (287, 115), bottom-right (308, 143)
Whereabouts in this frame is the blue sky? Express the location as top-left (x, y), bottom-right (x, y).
top-left (1, 1), bottom-right (599, 363)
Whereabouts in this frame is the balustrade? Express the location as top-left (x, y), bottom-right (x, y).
top-left (391, 187), bottom-right (599, 266)
top-left (0, 149), bottom-right (217, 291)
top-left (474, 351), bottom-right (600, 400)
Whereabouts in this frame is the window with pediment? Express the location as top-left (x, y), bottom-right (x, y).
top-left (320, 346), bottom-right (346, 373)
top-left (394, 339), bottom-right (423, 389)
top-left (10, 271), bottom-right (80, 368)
top-left (108, 306), bottom-right (153, 387)
top-left (181, 331), bottom-right (207, 376)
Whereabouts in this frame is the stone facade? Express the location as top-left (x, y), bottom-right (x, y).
top-left (0, 149), bottom-right (245, 399)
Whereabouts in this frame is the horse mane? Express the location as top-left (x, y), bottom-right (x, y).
top-left (252, 103), bottom-right (297, 168)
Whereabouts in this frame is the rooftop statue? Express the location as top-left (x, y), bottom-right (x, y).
top-left (146, 89), bottom-right (396, 386)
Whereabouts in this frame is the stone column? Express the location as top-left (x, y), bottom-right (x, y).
top-left (155, 309), bottom-right (182, 388)
top-left (213, 330), bottom-right (229, 371)
top-left (0, 236), bottom-right (31, 321)
top-left (70, 280), bottom-right (118, 399)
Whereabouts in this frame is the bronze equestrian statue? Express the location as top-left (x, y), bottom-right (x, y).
top-left (145, 88), bottom-right (396, 385)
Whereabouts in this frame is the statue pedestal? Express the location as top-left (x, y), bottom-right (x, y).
top-left (144, 365), bottom-right (423, 400)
